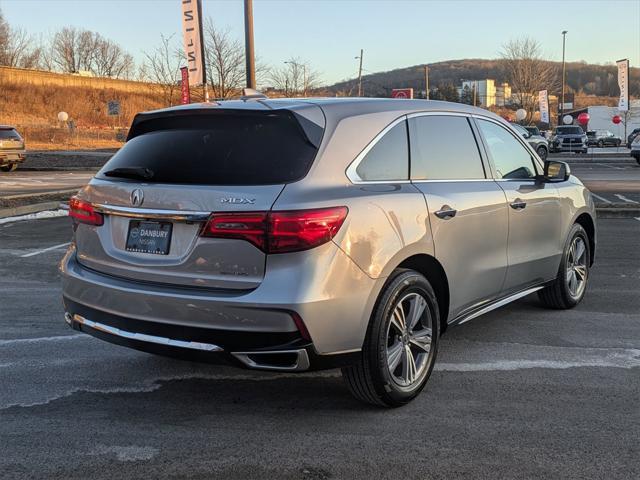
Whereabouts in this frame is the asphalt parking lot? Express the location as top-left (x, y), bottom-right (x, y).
top-left (1, 215), bottom-right (639, 479)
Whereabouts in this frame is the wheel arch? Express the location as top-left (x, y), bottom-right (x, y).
top-left (574, 212), bottom-right (596, 266)
top-left (395, 254), bottom-right (450, 333)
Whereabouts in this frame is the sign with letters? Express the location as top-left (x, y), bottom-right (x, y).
top-left (181, 0), bottom-right (206, 86)
top-left (538, 90), bottom-right (549, 124)
top-left (617, 59), bottom-right (629, 112)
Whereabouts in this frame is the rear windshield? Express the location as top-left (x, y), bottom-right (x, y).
top-left (97, 111), bottom-right (320, 185)
top-left (0, 129), bottom-right (21, 140)
top-left (554, 127), bottom-right (583, 135)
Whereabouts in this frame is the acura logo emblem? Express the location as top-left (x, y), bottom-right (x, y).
top-left (131, 189), bottom-right (144, 207)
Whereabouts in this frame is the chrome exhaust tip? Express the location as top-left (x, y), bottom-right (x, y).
top-left (231, 349), bottom-right (310, 372)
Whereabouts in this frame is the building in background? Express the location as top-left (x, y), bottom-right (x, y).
top-left (495, 82), bottom-right (511, 107)
top-left (457, 80), bottom-right (512, 107)
top-left (585, 102), bottom-right (640, 138)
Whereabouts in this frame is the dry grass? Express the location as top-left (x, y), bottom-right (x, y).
top-left (0, 81), bottom-right (169, 149)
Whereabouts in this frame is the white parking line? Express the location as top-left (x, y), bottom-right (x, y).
top-left (0, 334), bottom-right (86, 346)
top-left (596, 163), bottom-right (624, 170)
top-left (614, 194), bottom-right (639, 204)
top-left (590, 193), bottom-right (612, 203)
top-left (20, 242), bottom-right (70, 258)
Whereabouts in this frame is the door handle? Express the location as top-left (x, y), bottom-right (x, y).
top-left (434, 206), bottom-right (457, 219)
top-left (510, 199), bottom-right (527, 210)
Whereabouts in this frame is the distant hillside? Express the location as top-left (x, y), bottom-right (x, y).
top-left (328, 59), bottom-right (640, 99)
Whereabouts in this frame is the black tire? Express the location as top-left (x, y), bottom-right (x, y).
top-left (342, 269), bottom-right (440, 407)
top-left (538, 223), bottom-right (590, 309)
top-left (597, 140), bottom-right (604, 148)
top-left (536, 145), bottom-right (548, 160)
top-left (0, 163), bottom-right (17, 172)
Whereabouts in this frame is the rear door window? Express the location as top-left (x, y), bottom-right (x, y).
top-left (97, 111), bottom-right (321, 185)
top-left (354, 120), bottom-right (409, 181)
top-left (409, 115), bottom-right (485, 180)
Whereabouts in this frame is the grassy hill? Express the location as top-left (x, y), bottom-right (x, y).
top-left (328, 59), bottom-right (640, 99)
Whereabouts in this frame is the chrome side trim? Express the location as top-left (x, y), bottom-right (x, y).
top-left (454, 285), bottom-right (545, 326)
top-left (231, 349), bottom-right (310, 372)
top-left (67, 313), bottom-right (223, 352)
top-left (92, 204), bottom-right (210, 222)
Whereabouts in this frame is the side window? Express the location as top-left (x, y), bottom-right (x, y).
top-left (477, 119), bottom-right (538, 179)
top-left (409, 115), bottom-right (485, 180)
top-left (355, 120), bottom-right (409, 181)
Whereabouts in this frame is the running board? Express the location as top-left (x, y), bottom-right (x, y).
top-left (453, 285), bottom-right (545, 326)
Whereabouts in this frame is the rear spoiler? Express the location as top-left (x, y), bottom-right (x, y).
top-left (127, 107), bottom-right (325, 148)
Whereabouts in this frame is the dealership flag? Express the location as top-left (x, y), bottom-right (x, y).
top-left (617, 59), bottom-right (629, 112)
top-left (181, 0), bottom-right (206, 86)
top-left (538, 90), bottom-right (549, 124)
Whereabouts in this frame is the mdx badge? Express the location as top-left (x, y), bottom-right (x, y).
top-left (220, 197), bottom-right (256, 205)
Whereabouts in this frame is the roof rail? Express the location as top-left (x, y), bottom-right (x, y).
top-left (240, 88), bottom-right (268, 101)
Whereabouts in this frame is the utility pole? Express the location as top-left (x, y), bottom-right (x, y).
top-left (560, 30), bottom-right (568, 125)
top-left (424, 65), bottom-right (429, 100)
top-left (473, 81), bottom-right (477, 107)
top-left (356, 49), bottom-right (364, 97)
top-left (244, 0), bottom-right (256, 89)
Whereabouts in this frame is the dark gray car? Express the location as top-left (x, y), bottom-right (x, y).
top-left (61, 98), bottom-right (597, 407)
top-left (550, 126), bottom-right (588, 153)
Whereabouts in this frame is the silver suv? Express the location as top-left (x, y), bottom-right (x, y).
top-left (61, 99), bottom-right (597, 407)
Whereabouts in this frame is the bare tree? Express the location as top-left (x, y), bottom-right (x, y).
top-left (93, 38), bottom-right (134, 78)
top-left (142, 34), bottom-right (182, 106)
top-left (49, 27), bottom-right (97, 73)
top-left (0, 11), bottom-right (41, 68)
top-left (501, 38), bottom-right (557, 123)
top-left (268, 57), bottom-right (321, 96)
top-left (203, 20), bottom-right (245, 99)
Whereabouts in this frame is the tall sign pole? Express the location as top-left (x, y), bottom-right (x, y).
top-left (424, 65), bottom-right (429, 100)
top-left (244, 0), bottom-right (256, 89)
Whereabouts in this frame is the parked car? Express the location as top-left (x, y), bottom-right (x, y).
top-left (626, 128), bottom-right (640, 148)
top-left (511, 123), bottom-right (549, 159)
top-left (0, 125), bottom-right (26, 172)
top-left (631, 135), bottom-right (640, 165)
top-left (61, 98), bottom-right (597, 407)
top-left (550, 126), bottom-right (588, 153)
top-left (586, 130), bottom-right (622, 147)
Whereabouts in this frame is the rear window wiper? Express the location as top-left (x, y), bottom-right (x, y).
top-left (102, 167), bottom-right (154, 180)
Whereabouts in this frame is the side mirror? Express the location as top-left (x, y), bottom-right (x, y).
top-left (520, 131), bottom-right (531, 139)
top-left (544, 160), bottom-right (570, 182)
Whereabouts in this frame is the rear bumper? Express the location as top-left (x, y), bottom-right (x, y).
top-left (60, 241), bottom-right (380, 362)
top-left (0, 150), bottom-right (26, 165)
top-left (63, 302), bottom-right (358, 372)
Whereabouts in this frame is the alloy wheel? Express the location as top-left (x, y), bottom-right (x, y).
top-left (385, 292), bottom-right (433, 387)
top-left (566, 236), bottom-right (588, 298)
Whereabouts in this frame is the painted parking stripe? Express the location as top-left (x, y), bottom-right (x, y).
top-left (590, 193), bottom-right (612, 203)
top-left (20, 242), bottom-right (70, 258)
top-left (614, 194), bottom-right (639, 204)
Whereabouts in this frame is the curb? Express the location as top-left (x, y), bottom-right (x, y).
top-left (0, 188), bottom-right (79, 202)
top-left (596, 207), bottom-right (640, 219)
top-left (17, 167), bottom-right (100, 172)
top-left (0, 201), bottom-right (63, 219)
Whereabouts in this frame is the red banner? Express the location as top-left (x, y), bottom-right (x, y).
top-left (180, 67), bottom-right (191, 104)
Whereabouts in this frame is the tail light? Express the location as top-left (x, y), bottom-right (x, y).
top-left (68, 196), bottom-right (104, 226)
top-left (202, 206), bottom-right (348, 254)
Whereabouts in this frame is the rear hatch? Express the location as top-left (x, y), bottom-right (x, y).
top-left (73, 104), bottom-right (325, 291)
top-left (0, 128), bottom-right (25, 151)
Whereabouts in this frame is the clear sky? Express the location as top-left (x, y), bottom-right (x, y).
top-left (1, 0), bottom-right (639, 84)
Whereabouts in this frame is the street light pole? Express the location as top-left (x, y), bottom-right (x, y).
top-left (560, 30), bottom-right (568, 125)
top-left (244, 0), bottom-right (256, 89)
